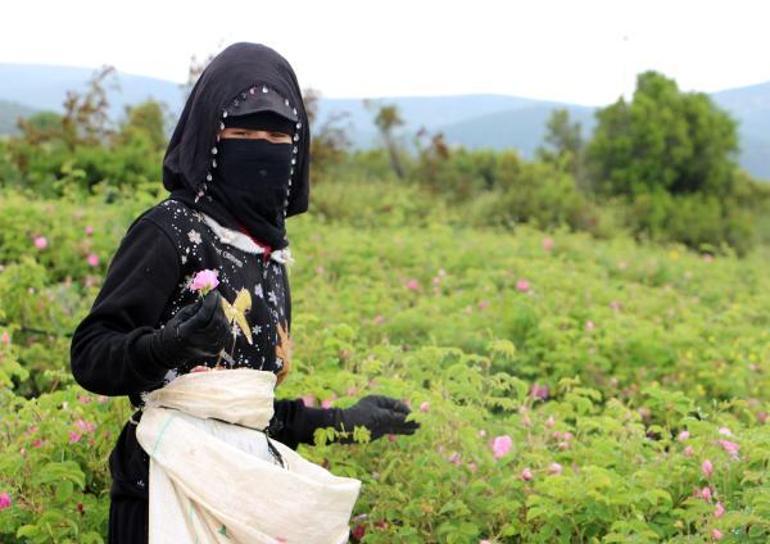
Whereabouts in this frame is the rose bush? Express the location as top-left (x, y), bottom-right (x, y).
top-left (1, 185), bottom-right (769, 542)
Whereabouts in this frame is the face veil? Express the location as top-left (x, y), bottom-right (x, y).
top-left (162, 42), bottom-right (311, 250)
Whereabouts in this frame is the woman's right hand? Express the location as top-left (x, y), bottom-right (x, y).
top-left (155, 290), bottom-right (233, 368)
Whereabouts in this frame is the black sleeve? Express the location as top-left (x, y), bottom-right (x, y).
top-left (269, 262), bottom-right (339, 450)
top-left (70, 216), bottom-right (181, 396)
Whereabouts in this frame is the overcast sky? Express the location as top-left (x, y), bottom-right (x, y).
top-left (3, 0), bottom-right (769, 106)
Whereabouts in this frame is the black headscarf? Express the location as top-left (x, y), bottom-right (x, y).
top-left (163, 42), bottom-right (311, 250)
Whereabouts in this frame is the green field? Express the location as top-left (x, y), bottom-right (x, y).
top-left (1, 181), bottom-right (769, 543)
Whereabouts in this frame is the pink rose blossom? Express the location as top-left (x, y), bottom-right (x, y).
top-left (1, 331), bottom-right (9, 345)
top-left (32, 439), bottom-right (44, 448)
top-left (700, 486), bottom-right (712, 502)
top-left (419, 401), bottom-right (430, 413)
top-left (405, 279), bottom-right (420, 291)
top-left (711, 528), bottom-right (723, 540)
top-left (718, 427), bottom-right (732, 436)
top-left (714, 501), bottom-right (725, 518)
top-left (188, 269), bottom-right (220, 294)
top-left (516, 279), bottom-right (530, 293)
top-left (585, 320), bottom-right (596, 331)
top-left (85, 225), bottom-right (94, 236)
top-left (74, 419), bottom-right (96, 433)
top-left (542, 237), bottom-right (554, 252)
top-left (548, 462), bottom-right (563, 475)
top-left (520, 467), bottom-right (533, 481)
top-left (86, 253), bottom-right (100, 267)
top-left (677, 430), bottom-right (690, 441)
top-left (530, 383), bottom-right (549, 400)
top-left (69, 431), bottom-right (82, 444)
top-left (491, 435), bottom-right (513, 459)
top-left (478, 300), bottom-right (490, 310)
top-left (0, 492), bottom-right (11, 511)
top-left (301, 395), bottom-right (317, 407)
top-left (478, 429), bottom-right (487, 438)
top-left (702, 459), bottom-right (714, 478)
top-left (683, 445), bottom-right (694, 457)
top-left (34, 236), bottom-right (48, 250)
top-left (718, 439), bottom-right (740, 460)
top-left (545, 415), bottom-right (555, 428)
top-left (448, 452), bottom-right (462, 465)
top-left (321, 399), bottom-right (333, 409)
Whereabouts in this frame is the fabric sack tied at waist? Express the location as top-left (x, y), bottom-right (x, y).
top-left (135, 368), bottom-right (362, 543)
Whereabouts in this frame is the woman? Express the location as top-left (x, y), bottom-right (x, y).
top-left (70, 42), bottom-right (419, 543)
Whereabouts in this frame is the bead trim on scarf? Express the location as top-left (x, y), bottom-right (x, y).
top-left (194, 83), bottom-right (302, 226)
top-left (199, 211), bottom-right (294, 266)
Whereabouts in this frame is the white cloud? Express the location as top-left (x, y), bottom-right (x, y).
top-left (2, 0), bottom-right (769, 105)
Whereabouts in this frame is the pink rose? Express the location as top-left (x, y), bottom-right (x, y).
top-left (491, 435), bottom-right (513, 459)
top-left (545, 415), bottom-right (555, 428)
top-left (702, 459), bottom-right (713, 478)
top-left (69, 431), bottom-right (82, 444)
top-left (683, 445), bottom-right (694, 457)
top-left (85, 225), bottom-right (94, 236)
top-left (718, 439), bottom-right (740, 460)
top-left (714, 501), bottom-right (725, 518)
top-left (700, 486), bottom-right (712, 502)
top-left (585, 320), bottom-right (596, 331)
top-left (74, 419), bottom-right (96, 433)
top-left (448, 452), bottom-right (462, 465)
top-left (1, 331), bottom-right (9, 345)
top-left (516, 279), bottom-right (530, 293)
top-left (548, 462), bottom-right (563, 475)
top-left (419, 401), bottom-right (430, 413)
top-left (321, 399), bottom-right (333, 409)
top-left (677, 430), bottom-right (690, 441)
top-left (188, 269), bottom-right (220, 294)
top-left (530, 383), bottom-right (549, 400)
top-left (34, 236), bottom-right (48, 250)
top-left (301, 395), bottom-right (317, 408)
top-left (405, 279), bottom-right (420, 291)
top-left (718, 427), bottom-right (732, 436)
top-left (0, 492), bottom-right (11, 511)
top-left (542, 237), bottom-right (554, 252)
top-left (86, 253), bottom-right (100, 267)
top-left (520, 467), bottom-right (533, 481)
top-left (711, 528), bottom-right (722, 540)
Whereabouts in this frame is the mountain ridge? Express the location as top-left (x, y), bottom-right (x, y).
top-left (1, 63), bottom-right (767, 180)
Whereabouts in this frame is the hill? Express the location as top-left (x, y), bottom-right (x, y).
top-left (1, 63), bottom-right (768, 179)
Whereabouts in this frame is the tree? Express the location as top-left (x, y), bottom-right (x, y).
top-left (536, 108), bottom-right (586, 189)
top-left (60, 65), bottom-right (120, 150)
top-left (587, 71), bottom-right (739, 198)
top-left (115, 100), bottom-right (168, 152)
top-left (365, 101), bottom-right (405, 179)
top-left (303, 87), bottom-right (351, 176)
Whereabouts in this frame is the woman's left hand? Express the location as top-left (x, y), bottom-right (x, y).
top-left (332, 395), bottom-right (420, 443)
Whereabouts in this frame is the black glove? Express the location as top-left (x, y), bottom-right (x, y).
top-left (139, 290), bottom-right (233, 370)
top-left (332, 394), bottom-right (420, 444)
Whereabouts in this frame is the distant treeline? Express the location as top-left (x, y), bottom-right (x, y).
top-left (1, 67), bottom-right (769, 255)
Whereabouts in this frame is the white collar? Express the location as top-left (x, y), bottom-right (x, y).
top-left (197, 211), bottom-right (294, 266)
